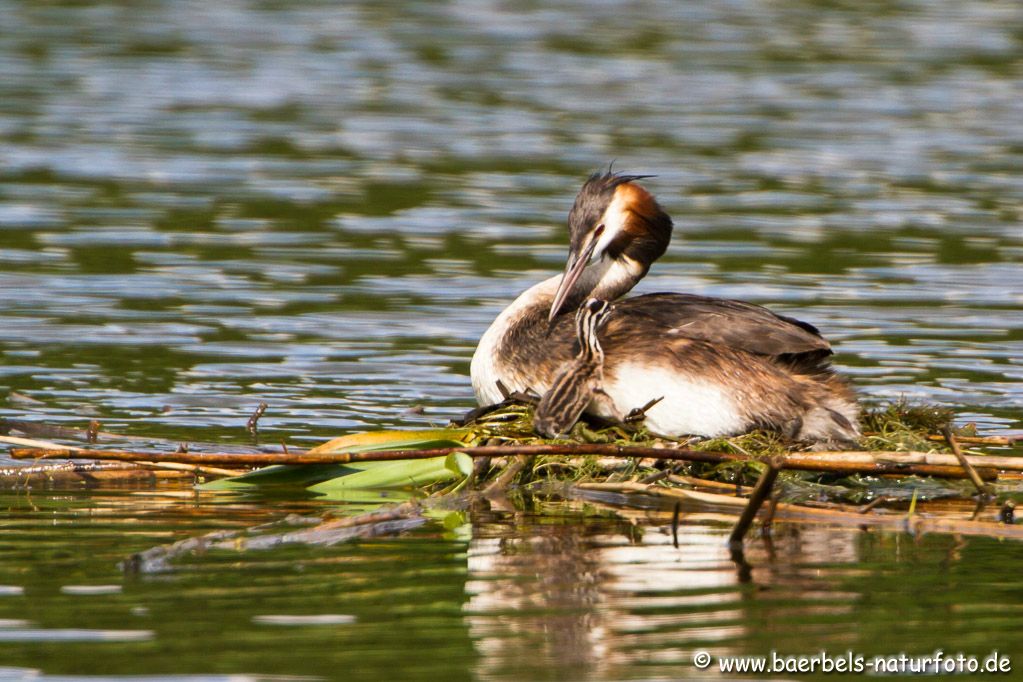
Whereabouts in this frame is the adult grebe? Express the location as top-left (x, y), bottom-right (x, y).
top-left (534, 298), bottom-right (614, 438)
top-left (470, 172), bottom-right (860, 444)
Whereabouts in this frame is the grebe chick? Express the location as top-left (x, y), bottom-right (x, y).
top-left (471, 171), bottom-right (860, 445)
top-left (534, 298), bottom-right (614, 438)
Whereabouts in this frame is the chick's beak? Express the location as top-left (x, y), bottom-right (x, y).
top-left (548, 234), bottom-right (599, 321)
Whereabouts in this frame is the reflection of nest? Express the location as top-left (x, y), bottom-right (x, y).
top-left (466, 526), bottom-right (609, 674)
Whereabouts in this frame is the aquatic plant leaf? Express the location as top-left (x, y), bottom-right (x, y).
top-left (308, 428), bottom-right (472, 455)
top-left (199, 463), bottom-right (369, 490)
top-left (445, 451), bottom-right (473, 477)
top-left (200, 429), bottom-right (471, 491)
top-left (307, 456), bottom-right (463, 496)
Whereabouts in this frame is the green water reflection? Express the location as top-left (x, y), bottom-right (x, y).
top-left (2, 489), bottom-right (1022, 680)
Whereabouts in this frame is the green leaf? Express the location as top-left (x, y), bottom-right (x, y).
top-left (199, 428), bottom-right (472, 491)
top-left (307, 456), bottom-right (461, 497)
top-left (445, 451), bottom-right (473, 477)
top-left (200, 462), bottom-right (382, 491)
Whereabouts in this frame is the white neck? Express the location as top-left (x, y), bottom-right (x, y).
top-left (585, 256), bottom-right (645, 303)
top-left (470, 256), bottom-right (646, 405)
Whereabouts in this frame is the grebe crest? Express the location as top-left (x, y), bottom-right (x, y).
top-left (550, 172), bottom-right (673, 320)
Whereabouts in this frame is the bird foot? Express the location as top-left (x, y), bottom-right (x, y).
top-left (495, 379), bottom-right (540, 405)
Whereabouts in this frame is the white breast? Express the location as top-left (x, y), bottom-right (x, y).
top-left (595, 362), bottom-right (747, 439)
top-left (470, 320), bottom-right (508, 405)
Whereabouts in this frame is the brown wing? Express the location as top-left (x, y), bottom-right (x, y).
top-left (609, 293), bottom-right (832, 357)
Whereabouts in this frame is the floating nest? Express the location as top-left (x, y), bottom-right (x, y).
top-left (4, 400), bottom-right (1023, 564)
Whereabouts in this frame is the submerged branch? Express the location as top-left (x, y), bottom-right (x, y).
top-left (122, 502), bottom-right (424, 573)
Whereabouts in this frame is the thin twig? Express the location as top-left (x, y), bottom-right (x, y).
top-left (858, 497), bottom-right (892, 514)
top-left (861, 430), bottom-right (1023, 447)
top-left (0, 461), bottom-right (196, 486)
top-left (942, 425), bottom-right (992, 496)
top-left (728, 458), bottom-right (782, 549)
top-left (0, 435), bottom-right (78, 451)
top-left (638, 469), bottom-right (670, 484)
top-left (247, 402), bottom-right (268, 435)
top-left (133, 461), bottom-right (245, 478)
top-left (483, 454), bottom-right (534, 495)
top-left (0, 417), bottom-right (279, 452)
top-left (924, 432), bottom-right (1022, 446)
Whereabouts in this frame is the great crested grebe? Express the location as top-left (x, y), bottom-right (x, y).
top-left (534, 298), bottom-right (614, 438)
top-left (471, 171), bottom-right (860, 444)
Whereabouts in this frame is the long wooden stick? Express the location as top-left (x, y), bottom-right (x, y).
top-left (0, 437), bottom-right (241, 478)
top-left (924, 433), bottom-right (1021, 446)
top-left (859, 431), bottom-right (1022, 447)
top-left (7, 444), bottom-right (1008, 479)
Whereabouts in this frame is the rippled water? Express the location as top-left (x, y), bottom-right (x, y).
top-left (1, 0), bottom-right (1020, 445)
top-left (1, 0), bottom-right (1022, 678)
top-left (2, 489), bottom-right (1022, 681)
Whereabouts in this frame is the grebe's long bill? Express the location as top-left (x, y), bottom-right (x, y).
top-left (471, 171), bottom-right (860, 445)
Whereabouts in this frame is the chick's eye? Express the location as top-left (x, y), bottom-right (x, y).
top-left (594, 223), bottom-right (605, 237)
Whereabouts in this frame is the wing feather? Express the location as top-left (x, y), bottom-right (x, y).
top-left (606, 293), bottom-right (831, 357)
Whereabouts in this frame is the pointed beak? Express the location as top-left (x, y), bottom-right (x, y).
top-left (548, 236), bottom-right (599, 321)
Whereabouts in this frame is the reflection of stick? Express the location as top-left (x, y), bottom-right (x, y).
top-left (1000, 501), bottom-right (1016, 524)
top-left (671, 502), bottom-right (680, 549)
top-left (10, 444), bottom-right (1006, 479)
top-left (87, 420), bottom-right (101, 443)
top-left (942, 425), bottom-right (991, 496)
top-left (573, 480), bottom-right (1023, 540)
top-left (728, 458), bottom-right (781, 549)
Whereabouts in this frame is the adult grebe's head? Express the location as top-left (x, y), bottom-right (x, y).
top-left (549, 172), bottom-right (673, 320)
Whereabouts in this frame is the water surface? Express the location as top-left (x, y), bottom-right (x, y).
top-left (1, 0), bottom-right (1022, 678)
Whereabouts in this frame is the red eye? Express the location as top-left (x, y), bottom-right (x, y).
top-left (594, 224), bottom-right (605, 237)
